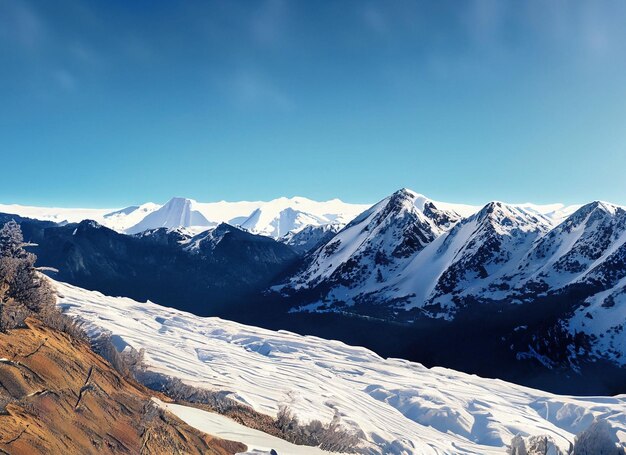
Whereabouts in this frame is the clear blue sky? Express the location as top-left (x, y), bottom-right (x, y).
top-left (1, 1), bottom-right (625, 207)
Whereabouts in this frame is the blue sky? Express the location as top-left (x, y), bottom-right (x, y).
top-left (1, 1), bottom-right (625, 207)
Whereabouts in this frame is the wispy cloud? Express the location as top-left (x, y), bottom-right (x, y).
top-left (249, 0), bottom-right (289, 48)
top-left (228, 69), bottom-right (293, 112)
top-left (52, 68), bottom-right (76, 92)
top-left (0, 1), bottom-right (45, 51)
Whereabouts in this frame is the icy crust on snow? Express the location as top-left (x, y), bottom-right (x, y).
top-left (55, 280), bottom-right (626, 455)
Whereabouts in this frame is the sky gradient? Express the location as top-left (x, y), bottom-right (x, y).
top-left (1, 0), bottom-right (625, 207)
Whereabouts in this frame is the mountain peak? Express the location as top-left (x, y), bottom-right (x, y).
top-left (164, 196), bottom-right (198, 206)
top-left (126, 197), bottom-right (213, 234)
top-left (473, 201), bottom-right (551, 233)
top-left (566, 201), bottom-right (622, 226)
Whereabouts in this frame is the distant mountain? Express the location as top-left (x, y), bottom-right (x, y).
top-left (234, 196), bottom-right (369, 238)
top-left (103, 202), bottom-right (161, 231)
top-left (126, 197), bottom-right (215, 234)
top-left (1, 196), bottom-right (369, 238)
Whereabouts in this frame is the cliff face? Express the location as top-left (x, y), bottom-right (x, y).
top-left (0, 317), bottom-right (246, 455)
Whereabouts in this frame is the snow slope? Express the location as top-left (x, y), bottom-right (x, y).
top-left (153, 399), bottom-right (330, 454)
top-left (54, 280), bottom-right (626, 455)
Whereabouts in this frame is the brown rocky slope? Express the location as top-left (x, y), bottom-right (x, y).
top-left (0, 317), bottom-right (247, 455)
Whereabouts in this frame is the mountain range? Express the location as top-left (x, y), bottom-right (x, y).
top-left (0, 196), bottom-right (369, 239)
top-left (1, 189), bottom-right (625, 395)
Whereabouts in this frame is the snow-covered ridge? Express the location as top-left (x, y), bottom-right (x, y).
top-left (285, 192), bottom-right (625, 315)
top-left (0, 196), bottom-right (370, 238)
top-left (54, 280), bottom-right (626, 455)
top-left (0, 192), bottom-right (590, 239)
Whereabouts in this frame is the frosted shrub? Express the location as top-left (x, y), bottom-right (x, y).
top-left (0, 220), bottom-right (86, 341)
top-left (509, 435), bottom-right (528, 455)
top-left (92, 332), bottom-right (145, 379)
top-left (508, 434), bottom-right (565, 455)
top-left (275, 405), bottom-right (360, 452)
top-left (572, 420), bottom-right (625, 455)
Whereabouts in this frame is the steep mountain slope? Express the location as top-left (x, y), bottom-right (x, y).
top-left (280, 224), bottom-right (342, 254)
top-left (0, 317), bottom-right (245, 455)
top-left (283, 195), bottom-right (625, 320)
top-left (55, 280), bottom-right (626, 455)
top-left (283, 188), bottom-right (462, 314)
top-left (396, 201), bottom-right (554, 316)
top-left (510, 202), bottom-right (626, 293)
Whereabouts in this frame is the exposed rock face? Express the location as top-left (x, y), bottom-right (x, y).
top-left (0, 318), bottom-right (246, 455)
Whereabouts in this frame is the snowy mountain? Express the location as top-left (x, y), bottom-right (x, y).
top-left (5, 191), bottom-right (626, 388)
top-left (280, 223), bottom-right (343, 254)
top-left (285, 189), bottom-right (462, 300)
top-left (283, 192), bottom-right (624, 317)
top-left (55, 280), bottom-right (626, 455)
top-left (510, 201), bottom-right (626, 292)
top-left (416, 201), bottom-right (553, 313)
top-left (102, 202), bottom-right (162, 231)
top-left (0, 201), bottom-right (160, 232)
top-left (126, 197), bottom-right (215, 234)
top-left (277, 192), bottom-right (626, 375)
top-left (235, 196), bottom-right (369, 238)
top-left (0, 196), bottom-right (369, 238)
